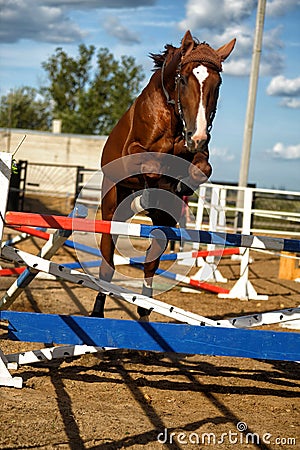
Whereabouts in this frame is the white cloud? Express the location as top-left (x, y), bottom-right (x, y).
top-left (178, 0), bottom-right (256, 33)
top-left (223, 58), bottom-right (249, 76)
top-left (267, 75), bottom-right (300, 96)
top-left (103, 16), bottom-right (141, 45)
top-left (209, 25), bottom-right (284, 76)
top-left (270, 142), bottom-right (300, 159)
top-left (211, 24), bottom-right (252, 54)
top-left (44, 0), bottom-right (155, 8)
top-left (266, 0), bottom-right (300, 17)
top-left (267, 75), bottom-right (300, 108)
top-left (280, 98), bottom-right (300, 108)
top-left (210, 147), bottom-right (235, 161)
top-left (0, 1), bottom-right (85, 43)
top-left (0, 0), bottom-right (153, 44)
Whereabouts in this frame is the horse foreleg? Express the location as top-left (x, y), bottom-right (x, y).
top-left (139, 212), bottom-right (176, 320)
top-left (91, 233), bottom-right (116, 317)
top-left (139, 237), bottom-right (167, 320)
top-left (91, 181), bottom-right (117, 317)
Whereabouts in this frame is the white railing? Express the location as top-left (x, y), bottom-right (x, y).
top-left (189, 183), bottom-right (300, 238)
top-left (181, 183), bottom-right (299, 300)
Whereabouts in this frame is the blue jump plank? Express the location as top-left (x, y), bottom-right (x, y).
top-left (1, 311), bottom-right (299, 361)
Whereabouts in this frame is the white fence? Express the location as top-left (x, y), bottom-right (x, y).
top-left (25, 162), bottom-right (79, 198)
top-left (189, 183), bottom-right (300, 237)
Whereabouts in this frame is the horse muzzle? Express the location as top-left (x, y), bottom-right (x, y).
top-left (185, 132), bottom-right (208, 153)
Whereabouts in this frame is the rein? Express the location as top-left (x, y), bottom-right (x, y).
top-left (161, 59), bottom-right (189, 148)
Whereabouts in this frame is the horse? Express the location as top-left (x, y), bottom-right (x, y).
top-left (91, 30), bottom-right (235, 320)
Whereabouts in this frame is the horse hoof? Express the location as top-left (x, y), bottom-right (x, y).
top-left (131, 195), bottom-right (144, 213)
top-left (138, 315), bottom-right (150, 322)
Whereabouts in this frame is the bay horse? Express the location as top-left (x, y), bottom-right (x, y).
top-left (91, 30), bottom-right (235, 319)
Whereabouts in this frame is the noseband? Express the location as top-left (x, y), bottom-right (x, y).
top-left (161, 48), bottom-right (222, 153)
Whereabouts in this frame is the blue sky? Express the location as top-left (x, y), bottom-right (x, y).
top-left (0, 0), bottom-right (299, 190)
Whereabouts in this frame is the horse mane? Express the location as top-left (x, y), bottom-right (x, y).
top-left (149, 44), bottom-right (177, 70)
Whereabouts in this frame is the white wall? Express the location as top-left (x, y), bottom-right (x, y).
top-left (0, 128), bottom-right (107, 169)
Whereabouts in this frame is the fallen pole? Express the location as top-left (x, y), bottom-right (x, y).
top-left (132, 263), bottom-right (230, 295)
top-left (1, 310), bottom-right (299, 361)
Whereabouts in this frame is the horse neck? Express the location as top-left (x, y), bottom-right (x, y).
top-left (161, 50), bottom-right (181, 95)
top-left (144, 51), bottom-right (181, 103)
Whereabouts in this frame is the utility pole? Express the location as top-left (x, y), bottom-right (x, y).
top-left (236, 0), bottom-right (266, 229)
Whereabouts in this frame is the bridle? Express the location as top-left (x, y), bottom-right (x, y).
top-left (160, 59), bottom-right (189, 144)
top-left (161, 52), bottom-right (221, 153)
top-left (161, 59), bottom-right (187, 122)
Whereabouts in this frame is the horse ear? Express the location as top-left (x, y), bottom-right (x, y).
top-left (216, 38), bottom-right (236, 61)
top-left (181, 30), bottom-right (194, 57)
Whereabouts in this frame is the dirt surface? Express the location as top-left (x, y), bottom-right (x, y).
top-left (1, 220), bottom-right (300, 450)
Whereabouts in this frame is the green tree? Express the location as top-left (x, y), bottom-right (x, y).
top-left (42, 44), bottom-right (145, 135)
top-left (41, 44), bottom-right (95, 133)
top-left (0, 87), bottom-right (51, 130)
top-left (89, 50), bottom-right (144, 135)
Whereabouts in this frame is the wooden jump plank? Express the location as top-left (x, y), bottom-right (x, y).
top-left (1, 311), bottom-right (299, 361)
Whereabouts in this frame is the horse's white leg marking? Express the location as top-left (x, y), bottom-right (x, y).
top-left (192, 65), bottom-right (209, 143)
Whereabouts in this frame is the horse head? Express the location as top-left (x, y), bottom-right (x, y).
top-left (160, 31), bottom-right (236, 153)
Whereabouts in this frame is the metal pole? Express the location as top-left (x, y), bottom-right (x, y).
top-left (235, 0), bottom-right (266, 229)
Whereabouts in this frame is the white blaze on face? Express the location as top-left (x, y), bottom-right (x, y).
top-left (192, 65), bottom-right (209, 143)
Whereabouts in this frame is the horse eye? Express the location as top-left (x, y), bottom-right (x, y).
top-left (180, 76), bottom-right (187, 86)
